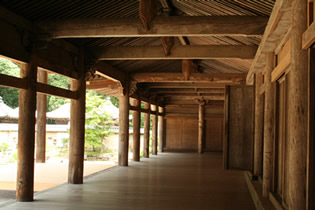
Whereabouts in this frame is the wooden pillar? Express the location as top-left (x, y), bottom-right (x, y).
top-left (254, 73), bottom-right (263, 176)
top-left (143, 102), bottom-right (150, 158)
top-left (198, 103), bottom-right (205, 154)
top-left (68, 52), bottom-right (86, 184)
top-left (35, 70), bottom-right (47, 163)
top-left (152, 104), bottom-right (158, 155)
top-left (16, 58), bottom-right (37, 201)
top-left (132, 98), bottom-right (140, 161)
top-left (118, 87), bottom-right (129, 166)
top-left (287, 0), bottom-right (308, 209)
top-left (158, 107), bottom-right (164, 153)
top-left (263, 53), bottom-right (274, 197)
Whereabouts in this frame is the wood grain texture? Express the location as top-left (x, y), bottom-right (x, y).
top-left (2, 153), bottom-right (255, 210)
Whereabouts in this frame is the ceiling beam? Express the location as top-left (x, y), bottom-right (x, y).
top-left (37, 16), bottom-right (268, 38)
top-left (165, 95), bottom-right (224, 100)
top-left (93, 61), bottom-right (128, 85)
top-left (91, 45), bottom-right (257, 60)
top-left (131, 73), bottom-right (246, 84)
top-left (150, 88), bottom-right (225, 94)
top-left (86, 79), bottom-right (120, 89)
top-left (140, 82), bottom-right (227, 89)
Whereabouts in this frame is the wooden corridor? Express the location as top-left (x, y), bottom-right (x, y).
top-left (0, 152), bottom-right (255, 210)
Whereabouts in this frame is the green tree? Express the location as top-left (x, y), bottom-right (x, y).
top-left (85, 90), bottom-right (114, 153)
top-left (47, 74), bottom-right (71, 111)
top-left (0, 58), bottom-right (20, 108)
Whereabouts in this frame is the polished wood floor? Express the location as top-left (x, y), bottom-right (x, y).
top-left (0, 152), bottom-right (255, 210)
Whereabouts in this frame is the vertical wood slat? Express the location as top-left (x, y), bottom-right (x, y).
top-left (143, 102), bottom-right (150, 158)
top-left (254, 73), bottom-right (264, 176)
top-left (263, 53), bottom-right (275, 197)
top-left (36, 70), bottom-right (48, 163)
top-left (118, 89), bottom-right (129, 166)
top-left (68, 50), bottom-right (86, 184)
top-left (132, 98), bottom-right (141, 161)
top-left (152, 104), bottom-right (158, 155)
top-left (16, 57), bottom-right (37, 201)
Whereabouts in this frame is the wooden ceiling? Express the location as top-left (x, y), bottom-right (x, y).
top-left (0, 0), bottom-right (275, 105)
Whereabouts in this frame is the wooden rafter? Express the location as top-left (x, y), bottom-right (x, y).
top-left (91, 45), bottom-right (258, 60)
top-left (93, 61), bottom-right (128, 86)
top-left (131, 73), bottom-right (246, 84)
top-left (37, 16), bottom-right (268, 38)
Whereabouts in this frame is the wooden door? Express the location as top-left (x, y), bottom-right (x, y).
top-left (204, 118), bottom-right (223, 152)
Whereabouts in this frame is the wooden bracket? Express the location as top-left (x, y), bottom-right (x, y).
top-left (139, 0), bottom-right (157, 31)
top-left (161, 37), bottom-right (174, 56)
top-left (182, 59), bottom-right (197, 80)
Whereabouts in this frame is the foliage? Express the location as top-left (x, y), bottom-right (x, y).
top-left (0, 142), bottom-right (10, 152)
top-left (85, 90), bottom-right (114, 152)
top-left (0, 58), bottom-right (20, 108)
top-left (47, 74), bottom-right (71, 112)
top-left (0, 58), bottom-right (71, 112)
top-left (110, 96), bottom-right (119, 108)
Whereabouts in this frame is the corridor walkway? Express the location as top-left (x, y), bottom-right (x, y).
top-left (0, 153), bottom-right (255, 210)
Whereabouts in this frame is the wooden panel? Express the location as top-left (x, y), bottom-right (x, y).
top-left (204, 118), bottom-right (223, 152)
top-left (271, 39), bottom-right (291, 82)
top-left (165, 117), bottom-right (198, 150)
top-left (226, 86), bottom-right (254, 170)
top-left (165, 118), bottom-right (181, 149)
top-left (181, 119), bottom-right (198, 149)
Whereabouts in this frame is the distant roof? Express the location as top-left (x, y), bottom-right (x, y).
top-left (0, 97), bottom-right (17, 118)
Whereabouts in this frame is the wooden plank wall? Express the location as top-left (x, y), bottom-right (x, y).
top-left (164, 104), bottom-right (224, 151)
top-left (225, 86), bottom-right (254, 170)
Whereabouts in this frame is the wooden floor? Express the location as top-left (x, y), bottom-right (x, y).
top-left (0, 152), bottom-right (255, 210)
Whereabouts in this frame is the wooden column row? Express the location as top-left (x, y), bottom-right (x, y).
top-left (120, 96), bottom-right (165, 165)
top-left (16, 52), bottom-right (86, 200)
top-left (253, 1), bottom-right (309, 209)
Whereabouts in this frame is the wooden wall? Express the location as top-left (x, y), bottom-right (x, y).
top-left (224, 86), bottom-right (254, 170)
top-left (164, 103), bottom-right (224, 151)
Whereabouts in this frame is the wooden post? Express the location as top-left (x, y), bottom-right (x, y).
top-left (68, 51), bottom-right (86, 184)
top-left (36, 70), bottom-right (47, 163)
top-left (16, 58), bottom-right (37, 201)
top-left (143, 102), bottom-right (150, 158)
top-left (152, 104), bottom-right (158, 155)
top-left (263, 53), bottom-right (274, 197)
top-left (254, 73), bottom-right (263, 176)
top-left (158, 106), bottom-right (164, 153)
top-left (132, 98), bottom-right (140, 161)
top-left (287, 0), bottom-right (308, 209)
top-left (118, 86), bottom-right (129, 166)
top-left (198, 102), bottom-right (205, 154)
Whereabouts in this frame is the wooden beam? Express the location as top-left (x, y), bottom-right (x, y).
top-left (141, 82), bottom-right (226, 89)
top-left (36, 82), bottom-right (78, 99)
top-left (246, 0), bottom-right (292, 84)
top-left (94, 61), bottom-right (127, 85)
top-left (0, 74), bottom-right (27, 89)
top-left (37, 16), bottom-right (268, 38)
top-left (86, 80), bottom-right (120, 89)
top-left (302, 21), bottom-right (315, 49)
top-left (91, 45), bottom-right (258, 60)
top-left (165, 95), bottom-right (224, 100)
top-left (150, 88), bottom-right (225, 94)
top-left (131, 73), bottom-right (246, 84)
